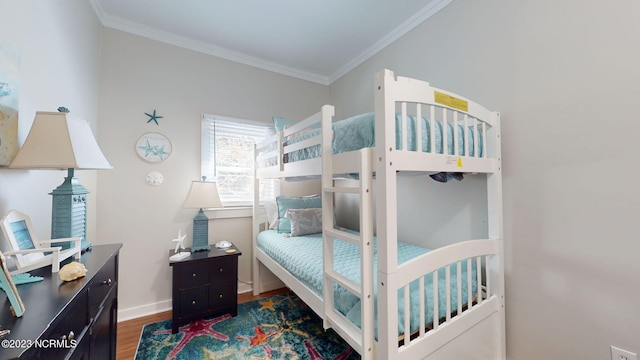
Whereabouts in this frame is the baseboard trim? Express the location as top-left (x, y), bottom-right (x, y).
top-left (260, 279), bottom-right (285, 294)
top-left (118, 299), bottom-right (172, 322)
top-left (118, 279), bottom-right (286, 322)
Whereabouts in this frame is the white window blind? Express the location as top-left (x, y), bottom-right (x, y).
top-left (201, 114), bottom-right (278, 206)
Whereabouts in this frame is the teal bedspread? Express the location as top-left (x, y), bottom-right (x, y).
top-left (257, 230), bottom-right (478, 336)
top-left (284, 112), bottom-right (483, 163)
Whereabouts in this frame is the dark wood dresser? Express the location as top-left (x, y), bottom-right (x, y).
top-left (169, 245), bottom-right (241, 333)
top-left (0, 244), bottom-right (121, 359)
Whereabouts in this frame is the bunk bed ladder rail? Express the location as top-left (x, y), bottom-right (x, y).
top-left (322, 122), bottom-right (375, 357)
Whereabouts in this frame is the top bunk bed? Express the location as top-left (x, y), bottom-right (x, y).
top-left (255, 69), bottom-right (500, 180)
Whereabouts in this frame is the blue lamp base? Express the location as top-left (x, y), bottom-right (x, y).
top-left (191, 208), bottom-right (210, 252)
top-left (50, 168), bottom-right (91, 252)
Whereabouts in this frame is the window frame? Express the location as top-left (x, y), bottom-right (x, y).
top-left (201, 113), bottom-right (279, 207)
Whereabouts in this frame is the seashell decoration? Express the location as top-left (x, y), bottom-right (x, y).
top-left (58, 261), bottom-right (88, 282)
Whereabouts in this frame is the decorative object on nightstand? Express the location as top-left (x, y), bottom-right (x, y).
top-left (214, 240), bottom-right (232, 249)
top-left (168, 244), bottom-right (241, 333)
top-left (0, 209), bottom-right (81, 275)
top-left (9, 109), bottom-right (112, 252)
top-left (169, 229), bottom-right (189, 261)
top-left (136, 132), bottom-right (172, 162)
top-left (182, 177), bottom-right (223, 252)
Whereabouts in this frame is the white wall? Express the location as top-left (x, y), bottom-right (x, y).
top-left (330, 0), bottom-right (640, 359)
top-left (96, 29), bottom-right (328, 318)
top-left (0, 2), bottom-right (101, 251)
top-left (333, 176), bottom-right (488, 249)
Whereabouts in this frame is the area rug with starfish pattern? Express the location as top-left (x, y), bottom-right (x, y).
top-left (135, 291), bottom-right (360, 359)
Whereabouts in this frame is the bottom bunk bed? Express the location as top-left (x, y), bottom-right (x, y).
top-left (254, 223), bottom-right (504, 359)
top-left (258, 229), bottom-right (480, 336)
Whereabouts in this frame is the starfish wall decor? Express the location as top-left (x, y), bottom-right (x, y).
top-left (145, 109), bottom-right (163, 125)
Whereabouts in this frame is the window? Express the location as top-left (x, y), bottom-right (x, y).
top-left (201, 114), bottom-right (278, 206)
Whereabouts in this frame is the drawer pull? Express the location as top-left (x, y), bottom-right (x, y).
top-left (192, 273), bottom-right (197, 278)
top-left (219, 268), bottom-right (223, 272)
top-left (102, 278), bottom-right (112, 286)
top-left (62, 331), bottom-right (75, 341)
top-left (192, 300), bottom-right (196, 305)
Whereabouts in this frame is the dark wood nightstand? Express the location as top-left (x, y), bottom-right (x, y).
top-left (169, 245), bottom-right (242, 333)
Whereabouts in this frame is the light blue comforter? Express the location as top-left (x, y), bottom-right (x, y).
top-left (257, 230), bottom-right (477, 336)
top-left (284, 112), bottom-right (483, 163)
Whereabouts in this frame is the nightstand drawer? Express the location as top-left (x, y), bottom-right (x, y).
top-left (209, 281), bottom-right (236, 309)
top-left (210, 256), bottom-right (236, 283)
top-left (169, 246), bottom-right (241, 333)
top-left (179, 261), bottom-right (210, 289)
top-left (180, 287), bottom-right (208, 317)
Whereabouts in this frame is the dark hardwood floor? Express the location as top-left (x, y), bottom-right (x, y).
top-left (116, 288), bottom-right (288, 360)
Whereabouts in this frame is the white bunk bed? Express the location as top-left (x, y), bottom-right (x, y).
top-left (252, 69), bottom-right (505, 359)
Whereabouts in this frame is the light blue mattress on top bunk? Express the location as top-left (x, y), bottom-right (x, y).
top-left (284, 112), bottom-right (483, 163)
top-left (257, 229), bottom-right (478, 336)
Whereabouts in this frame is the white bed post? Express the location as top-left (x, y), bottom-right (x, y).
top-left (360, 147), bottom-right (375, 358)
top-left (252, 143), bottom-right (261, 296)
top-left (375, 69), bottom-right (400, 359)
top-left (487, 111), bottom-right (506, 358)
top-left (321, 104), bottom-right (335, 331)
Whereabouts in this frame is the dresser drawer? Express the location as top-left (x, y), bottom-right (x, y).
top-left (209, 281), bottom-right (236, 310)
top-left (36, 289), bottom-right (88, 358)
top-left (210, 256), bottom-right (236, 284)
top-left (66, 325), bottom-right (90, 360)
top-left (88, 255), bottom-right (117, 319)
top-left (179, 287), bottom-right (209, 318)
top-left (178, 261), bottom-right (210, 289)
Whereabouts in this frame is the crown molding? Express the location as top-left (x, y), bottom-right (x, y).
top-left (90, 0), bottom-right (450, 86)
top-left (90, 0), bottom-right (330, 85)
top-left (328, 0), bottom-right (453, 83)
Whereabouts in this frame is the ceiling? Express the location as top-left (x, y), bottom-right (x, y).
top-left (90, 0), bottom-right (452, 85)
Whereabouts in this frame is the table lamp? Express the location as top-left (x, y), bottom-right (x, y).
top-left (9, 109), bottom-right (112, 252)
top-left (183, 177), bottom-right (223, 252)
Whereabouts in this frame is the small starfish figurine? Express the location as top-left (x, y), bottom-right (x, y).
top-left (172, 229), bottom-right (186, 253)
top-left (145, 109), bottom-right (163, 125)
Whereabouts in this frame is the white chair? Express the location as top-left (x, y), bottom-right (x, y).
top-left (0, 210), bottom-right (81, 275)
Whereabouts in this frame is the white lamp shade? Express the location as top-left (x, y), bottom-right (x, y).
top-left (9, 111), bottom-right (112, 170)
top-left (183, 180), bottom-right (223, 209)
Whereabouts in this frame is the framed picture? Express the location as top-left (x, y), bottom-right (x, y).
top-left (0, 252), bottom-right (24, 317)
top-left (0, 43), bottom-right (20, 166)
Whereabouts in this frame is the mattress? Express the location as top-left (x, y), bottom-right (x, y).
top-left (284, 112), bottom-right (483, 163)
top-left (257, 229), bottom-right (478, 336)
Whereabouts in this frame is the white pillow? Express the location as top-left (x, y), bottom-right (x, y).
top-left (287, 208), bottom-right (322, 236)
top-left (264, 199), bottom-right (279, 230)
